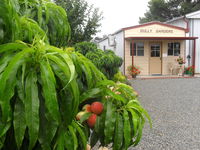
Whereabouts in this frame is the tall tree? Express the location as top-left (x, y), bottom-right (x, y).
top-left (139, 0), bottom-right (200, 24)
top-left (55, 0), bottom-right (103, 45)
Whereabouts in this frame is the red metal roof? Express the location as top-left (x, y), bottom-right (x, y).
top-left (122, 21), bottom-right (188, 32)
top-left (125, 37), bottom-right (198, 40)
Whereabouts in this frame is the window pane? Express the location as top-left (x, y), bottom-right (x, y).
top-left (137, 42), bottom-right (144, 56)
top-left (168, 43), bottom-right (173, 49)
top-left (174, 50), bottom-right (180, 56)
top-left (134, 43), bottom-right (136, 49)
top-left (137, 42), bottom-right (144, 48)
top-left (137, 50), bottom-right (144, 56)
top-left (151, 50), bottom-right (155, 57)
top-left (168, 49), bottom-right (173, 55)
top-left (130, 43), bottom-right (132, 56)
top-left (174, 42), bottom-right (180, 56)
top-left (168, 43), bottom-right (173, 56)
top-left (130, 43), bottom-right (136, 56)
top-left (174, 42), bottom-right (180, 49)
top-left (156, 51), bottom-right (160, 57)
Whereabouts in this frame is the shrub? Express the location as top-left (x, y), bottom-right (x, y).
top-left (74, 41), bottom-right (97, 55)
top-left (112, 71), bottom-right (127, 83)
top-left (75, 42), bottom-right (123, 79)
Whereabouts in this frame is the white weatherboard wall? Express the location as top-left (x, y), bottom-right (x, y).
top-left (114, 31), bottom-right (124, 73)
top-left (98, 38), bottom-right (114, 51)
top-left (189, 19), bottom-right (200, 73)
top-left (166, 19), bottom-right (187, 29)
top-left (187, 10), bottom-right (200, 73)
top-left (97, 32), bottom-right (125, 74)
top-left (166, 10), bottom-right (200, 73)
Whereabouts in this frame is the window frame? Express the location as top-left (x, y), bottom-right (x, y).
top-left (168, 42), bottom-right (180, 56)
top-left (130, 42), bottom-right (144, 56)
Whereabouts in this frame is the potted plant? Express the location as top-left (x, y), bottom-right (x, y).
top-left (127, 65), bottom-right (141, 78)
top-left (176, 55), bottom-right (185, 65)
top-left (185, 66), bottom-right (194, 76)
top-left (176, 56), bottom-right (185, 76)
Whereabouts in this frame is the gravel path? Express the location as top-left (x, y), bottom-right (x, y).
top-left (129, 78), bottom-right (200, 150)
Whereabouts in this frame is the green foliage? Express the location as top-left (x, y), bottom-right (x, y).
top-left (19, 0), bottom-right (71, 47)
top-left (0, 39), bottom-right (151, 150)
top-left (0, 0), bottom-right (70, 47)
top-left (0, 39), bottom-right (106, 150)
top-left (139, 0), bottom-right (200, 24)
top-left (0, 0), bottom-right (151, 150)
top-left (74, 41), bottom-right (97, 55)
top-left (75, 42), bottom-right (123, 79)
top-left (80, 81), bottom-right (152, 149)
top-left (112, 71), bottom-right (127, 83)
top-left (55, 0), bottom-right (102, 45)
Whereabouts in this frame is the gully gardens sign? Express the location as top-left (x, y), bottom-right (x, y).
top-left (140, 28), bottom-right (174, 33)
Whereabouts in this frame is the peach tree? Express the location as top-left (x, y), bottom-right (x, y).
top-left (0, 0), bottom-right (151, 149)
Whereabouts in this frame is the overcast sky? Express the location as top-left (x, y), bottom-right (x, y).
top-left (85, 0), bottom-right (150, 37)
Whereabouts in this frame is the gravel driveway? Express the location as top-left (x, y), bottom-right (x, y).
top-left (129, 78), bottom-right (200, 150)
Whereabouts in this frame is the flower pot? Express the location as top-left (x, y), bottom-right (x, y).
top-left (132, 74), bottom-right (137, 78)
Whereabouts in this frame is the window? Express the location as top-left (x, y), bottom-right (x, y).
top-left (151, 44), bottom-right (160, 57)
top-left (168, 42), bottom-right (180, 56)
top-left (103, 46), bottom-right (106, 51)
top-left (130, 42), bottom-right (144, 56)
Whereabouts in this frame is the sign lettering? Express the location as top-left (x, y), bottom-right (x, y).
top-left (139, 28), bottom-right (174, 33)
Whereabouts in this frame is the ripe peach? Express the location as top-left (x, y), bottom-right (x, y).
top-left (87, 113), bottom-right (97, 128)
top-left (91, 102), bottom-right (103, 115)
top-left (82, 104), bottom-right (91, 112)
top-left (76, 111), bottom-right (86, 120)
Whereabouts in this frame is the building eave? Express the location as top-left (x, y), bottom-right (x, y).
top-left (186, 10), bottom-right (200, 18)
top-left (122, 21), bottom-right (187, 32)
top-left (165, 16), bottom-right (184, 23)
top-left (125, 37), bottom-right (198, 40)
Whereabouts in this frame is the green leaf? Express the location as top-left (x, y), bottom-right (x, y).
top-left (50, 61), bottom-right (79, 124)
top-left (0, 48), bottom-right (32, 136)
top-left (90, 131), bottom-right (99, 148)
top-left (132, 117), bottom-right (145, 146)
top-left (80, 88), bottom-right (102, 103)
top-left (72, 121), bottom-right (87, 150)
top-left (40, 59), bottom-right (60, 123)
top-left (25, 70), bottom-right (40, 150)
top-left (54, 131), bottom-right (65, 150)
top-left (128, 107), bottom-right (146, 147)
top-left (64, 131), bottom-right (74, 150)
top-left (38, 97), bottom-right (58, 150)
top-left (104, 88), bottom-right (125, 103)
top-left (0, 136), bottom-right (6, 149)
top-left (94, 115), bottom-right (101, 134)
top-left (0, 43), bottom-right (27, 53)
top-left (68, 125), bottom-right (78, 150)
top-left (0, 53), bottom-right (14, 74)
top-left (123, 110), bottom-right (131, 149)
top-left (80, 112), bottom-right (91, 123)
top-left (13, 98), bottom-right (26, 149)
top-left (79, 60), bottom-right (93, 88)
top-left (46, 46), bottom-right (75, 86)
top-left (113, 113), bottom-right (124, 150)
top-left (127, 104), bottom-right (152, 128)
top-left (97, 101), bottom-right (107, 145)
top-left (128, 109), bottom-right (139, 137)
top-left (104, 100), bottom-right (116, 145)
